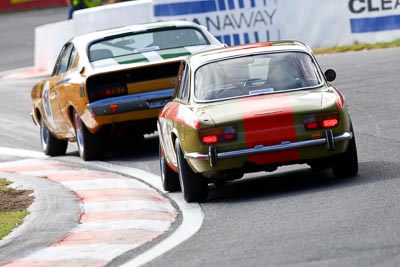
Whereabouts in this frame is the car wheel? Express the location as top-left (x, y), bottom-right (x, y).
top-left (332, 125), bottom-right (358, 178)
top-left (73, 110), bottom-right (103, 161)
top-left (159, 143), bottom-right (181, 192)
top-left (40, 119), bottom-right (68, 156)
top-left (175, 139), bottom-right (208, 202)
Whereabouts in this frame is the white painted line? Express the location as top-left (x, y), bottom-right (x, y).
top-left (0, 158), bottom-right (53, 167)
top-left (24, 244), bottom-right (136, 261)
top-left (89, 161), bottom-right (164, 190)
top-left (83, 200), bottom-right (174, 213)
top-left (19, 169), bottom-right (82, 176)
top-left (121, 194), bottom-right (204, 267)
top-left (0, 147), bottom-right (48, 159)
top-left (74, 219), bottom-right (171, 232)
top-left (61, 178), bottom-right (150, 190)
top-left (88, 161), bottom-right (204, 267)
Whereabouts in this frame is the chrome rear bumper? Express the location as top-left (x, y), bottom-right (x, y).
top-left (86, 88), bottom-right (174, 116)
top-left (185, 131), bottom-right (353, 167)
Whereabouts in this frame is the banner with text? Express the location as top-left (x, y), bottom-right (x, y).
top-left (348, 0), bottom-right (400, 33)
top-left (152, 0), bottom-right (400, 48)
top-left (153, 0), bottom-right (280, 45)
top-left (277, 0), bottom-right (400, 48)
top-left (34, 0), bottom-right (400, 72)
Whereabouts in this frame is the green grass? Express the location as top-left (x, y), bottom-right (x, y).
top-left (314, 39), bottom-right (400, 54)
top-left (0, 178), bottom-right (30, 240)
top-left (0, 178), bottom-right (11, 191)
top-left (0, 211), bottom-right (29, 239)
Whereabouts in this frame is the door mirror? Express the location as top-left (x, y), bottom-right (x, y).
top-left (324, 69), bottom-right (336, 82)
top-left (79, 66), bottom-right (86, 76)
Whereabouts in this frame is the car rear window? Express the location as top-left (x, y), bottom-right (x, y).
top-left (194, 52), bottom-right (323, 101)
top-left (88, 27), bottom-right (209, 63)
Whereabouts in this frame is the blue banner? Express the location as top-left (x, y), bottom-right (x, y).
top-left (350, 14), bottom-right (400, 33)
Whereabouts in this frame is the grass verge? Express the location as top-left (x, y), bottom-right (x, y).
top-left (0, 211), bottom-right (29, 239)
top-left (314, 39), bottom-right (400, 54)
top-left (0, 178), bottom-right (32, 240)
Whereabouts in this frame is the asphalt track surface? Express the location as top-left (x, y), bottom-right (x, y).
top-left (1, 7), bottom-right (400, 267)
top-left (0, 8), bottom-right (198, 267)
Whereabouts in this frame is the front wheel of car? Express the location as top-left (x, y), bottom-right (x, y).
top-left (332, 127), bottom-right (358, 178)
top-left (40, 119), bottom-right (68, 156)
top-left (73, 110), bottom-right (103, 161)
top-left (159, 143), bottom-right (181, 192)
top-left (175, 139), bottom-right (208, 202)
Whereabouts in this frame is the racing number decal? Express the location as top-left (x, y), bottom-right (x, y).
top-left (42, 81), bottom-right (52, 118)
top-left (42, 81), bottom-right (56, 129)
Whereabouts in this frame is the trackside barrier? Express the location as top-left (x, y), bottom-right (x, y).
top-left (34, 0), bottom-right (153, 72)
top-left (34, 0), bottom-right (400, 74)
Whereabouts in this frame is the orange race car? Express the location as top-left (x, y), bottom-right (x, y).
top-left (30, 20), bottom-right (224, 160)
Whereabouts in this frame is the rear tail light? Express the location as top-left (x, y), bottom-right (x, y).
top-left (89, 84), bottom-right (127, 101)
top-left (303, 113), bottom-right (339, 130)
top-left (200, 126), bottom-right (237, 145)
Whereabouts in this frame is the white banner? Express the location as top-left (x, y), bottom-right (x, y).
top-left (278, 0), bottom-right (400, 48)
top-left (152, 0), bottom-right (400, 48)
top-left (34, 0), bottom-right (400, 72)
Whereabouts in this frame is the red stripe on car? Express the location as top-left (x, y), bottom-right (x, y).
top-left (237, 94), bottom-right (300, 165)
top-left (161, 102), bottom-right (200, 129)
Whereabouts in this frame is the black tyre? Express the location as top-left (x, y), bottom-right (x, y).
top-left (159, 143), bottom-right (181, 192)
top-left (308, 158), bottom-right (331, 172)
top-left (175, 139), bottom-right (208, 202)
top-left (332, 127), bottom-right (358, 178)
top-left (40, 119), bottom-right (68, 156)
top-left (73, 110), bottom-right (104, 161)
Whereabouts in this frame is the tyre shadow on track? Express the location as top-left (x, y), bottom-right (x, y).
top-left (205, 161), bottom-right (397, 203)
top-left (64, 133), bottom-right (160, 162)
top-left (103, 134), bottom-right (160, 160)
top-left (63, 135), bottom-right (395, 206)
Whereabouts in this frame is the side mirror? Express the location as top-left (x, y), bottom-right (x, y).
top-left (324, 69), bottom-right (336, 82)
top-left (79, 66), bottom-right (86, 76)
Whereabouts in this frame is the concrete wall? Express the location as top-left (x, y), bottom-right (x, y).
top-left (34, 0), bottom-right (153, 72)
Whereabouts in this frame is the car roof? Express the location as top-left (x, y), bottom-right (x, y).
top-left (185, 41), bottom-right (315, 68)
top-left (71, 20), bottom-right (209, 47)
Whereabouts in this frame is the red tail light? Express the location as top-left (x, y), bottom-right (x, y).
top-left (303, 113), bottom-right (339, 130)
top-left (202, 136), bottom-right (218, 144)
top-left (200, 126), bottom-right (237, 145)
top-left (322, 118), bottom-right (339, 128)
top-left (109, 104), bottom-right (118, 113)
top-left (89, 85), bottom-right (127, 101)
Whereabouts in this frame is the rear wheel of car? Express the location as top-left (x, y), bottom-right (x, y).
top-left (73, 110), bottom-right (103, 161)
top-left (159, 143), bottom-right (181, 192)
top-left (40, 119), bottom-right (68, 156)
top-left (332, 125), bottom-right (358, 178)
top-left (175, 139), bottom-right (208, 202)
top-left (308, 158), bottom-right (331, 172)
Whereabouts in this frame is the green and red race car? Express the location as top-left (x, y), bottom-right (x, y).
top-left (157, 41), bottom-right (358, 202)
